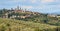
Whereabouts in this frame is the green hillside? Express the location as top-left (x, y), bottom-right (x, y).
top-left (0, 9), bottom-right (60, 31)
top-left (0, 18), bottom-right (58, 31)
top-left (0, 9), bottom-right (60, 26)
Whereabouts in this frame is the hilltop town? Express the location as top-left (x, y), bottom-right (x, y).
top-left (0, 6), bottom-right (60, 20)
top-left (0, 6), bottom-right (60, 25)
top-left (0, 6), bottom-right (60, 31)
top-left (0, 6), bottom-right (40, 19)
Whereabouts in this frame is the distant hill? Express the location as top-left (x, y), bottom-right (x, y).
top-left (50, 12), bottom-right (60, 15)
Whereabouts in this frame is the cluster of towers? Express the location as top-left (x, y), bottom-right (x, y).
top-left (11, 6), bottom-right (27, 11)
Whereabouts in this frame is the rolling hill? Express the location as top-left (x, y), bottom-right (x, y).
top-left (0, 18), bottom-right (58, 31)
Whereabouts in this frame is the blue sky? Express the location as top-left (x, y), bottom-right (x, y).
top-left (0, 0), bottom-right (60, 13)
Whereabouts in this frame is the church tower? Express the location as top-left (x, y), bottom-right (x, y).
top-left (17, 6), bottom-right (19, 10)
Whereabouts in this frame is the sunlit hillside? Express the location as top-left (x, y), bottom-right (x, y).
top-left (0, 18), bottom-right (58, 31)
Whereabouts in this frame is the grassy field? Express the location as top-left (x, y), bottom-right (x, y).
top-left (0, 18), bottom-right (58, 31)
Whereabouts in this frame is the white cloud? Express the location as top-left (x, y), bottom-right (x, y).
top-left (56, 4), bottom-right (60, 8)
top-left (30, 0), bottom-right (37, 3)
top-left (21, 6), bottom-right (33, 9)
top-left (0, 0), bottom-right (27, 5)
top-left (41, 0), bottom-right (55, 3)
top-left (16, 0), bottom-right (26, 2)
top-left (8, 0), bottom-right (26, 3)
